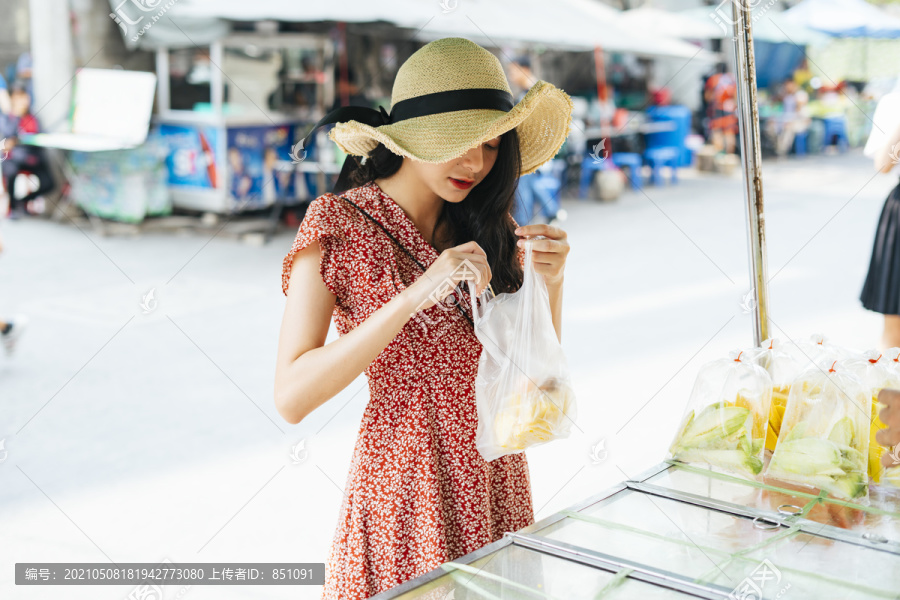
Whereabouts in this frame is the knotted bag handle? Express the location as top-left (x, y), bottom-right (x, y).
top-left (468, 236), bottom-right (542, 326)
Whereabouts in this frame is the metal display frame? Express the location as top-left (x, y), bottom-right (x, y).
top-left (373, 461), bottom-right (900, 599)
top-left (504, 533), bottom-right (736, 600)
top-left (626, 479), bottom-right (900, 555)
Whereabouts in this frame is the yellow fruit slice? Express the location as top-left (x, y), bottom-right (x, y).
top-left (725, 392), bottom-right (766, 440)
top-left (495, 378), bottom-right (573, 450)
top-left (870, 393), bottom-right (887, 484)
top-left (764, 386), bottom-right (789, 452)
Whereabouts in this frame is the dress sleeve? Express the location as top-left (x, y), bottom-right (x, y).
top-left (281, 194), bottom-right (351, 300)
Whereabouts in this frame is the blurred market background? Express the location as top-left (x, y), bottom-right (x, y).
top-left (2, 0), bottom-right (900, 598)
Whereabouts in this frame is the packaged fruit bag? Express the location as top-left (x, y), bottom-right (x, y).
top-left (744, 339), bottom-right (801, 453)
top-left (873, 348), bottom-right (900, 488)
top-left (841, 351), bottom-right (900, 487)
top-left (766, 360), bottom-right (871, 501)
top-left (668, 350), bottom-right (773, 479)
top-left (467, 238), bottom-right (577, 462)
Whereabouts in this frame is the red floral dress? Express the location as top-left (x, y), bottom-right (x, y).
top-left (281, 181), bottom-right (533, 599)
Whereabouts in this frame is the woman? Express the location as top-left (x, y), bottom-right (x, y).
top-left (274, 38), bottom-right (572, 599)
top-left (860, 77), bottom-right (900, 348)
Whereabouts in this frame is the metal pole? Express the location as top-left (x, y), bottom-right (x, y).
top-left (155, 48), bottom-right (170, 114)
top-left (731, 0), bottom-right (770, 345)
top-left (210, 41), bottom-right (224, 118)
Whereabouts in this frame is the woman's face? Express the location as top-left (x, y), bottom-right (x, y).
top-left (408, 135), bottom-right (502, 202)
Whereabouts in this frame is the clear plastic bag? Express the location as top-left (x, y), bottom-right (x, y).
top-left (766, 360), bottom-right (871, 500)
top-left (668, 350), bottom-right (773, 479)
top-left (879, 348), bottom-right (900, 487)
top-left (883, 347), bottom-right (900, 366)
top-left (788, 333), bottom-right (855, 369)
top-left (467, 236), bottom-right (577, 462)
top-left (844, 350), bottom-right (900, 488)
top-left (743, 338), bottom-right (801, 453)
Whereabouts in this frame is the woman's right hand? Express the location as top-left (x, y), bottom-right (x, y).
top-left (403, 241), bottom-right (492, 313)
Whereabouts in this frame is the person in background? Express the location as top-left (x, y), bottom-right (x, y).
top-left (507, 55), bottom-right (563, 226)
top-left (650, 86), bottom-right (671, 107)
top-left (0, 227), bottom-right (28, 355)
top-left (704, 62), bottom-right (738, 154)
top-left (0, 72), bottom-right (9, 208)
top-left (15, 52), bottom-right (33, 103)
top-left (792, 58), bottom-right (814, 95)
top-left (697, 69), bottom-right (715, 143)
top-left (809, 81), bottom-right (849, 119)
top-left (1, 80), bottom-right (55, 219)
top-left (860, 76), bottom-right (900, 348)
top-left (775, 78), bottom-right (810, 158)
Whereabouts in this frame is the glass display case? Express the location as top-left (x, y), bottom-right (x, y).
top-left (372, 462), bottom-right (900, 599)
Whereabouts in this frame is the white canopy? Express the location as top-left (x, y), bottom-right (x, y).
top-left (410, 0), bottom-right (716, 60)
top-left (110, 0), bottom-right (717, 60)
top-left (676, 6), bottom-right (831, 46)
top-left (782, 0), bottom-right (900, 38)
top-left (619, 6), bottom-right (724, 40)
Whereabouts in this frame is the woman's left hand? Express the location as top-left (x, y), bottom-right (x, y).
top-left (515, 224), bottom-right (569, 287)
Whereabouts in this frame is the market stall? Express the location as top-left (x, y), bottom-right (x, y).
top-left (368, 3), bottom-right (900, 598)
top-left (16, 67), bottom-right (171, 224)
top-left (153, 31), bottom-right (335, 213)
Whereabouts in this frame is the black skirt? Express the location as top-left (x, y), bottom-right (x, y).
top-left (861, 176), bottom-right (900, 315)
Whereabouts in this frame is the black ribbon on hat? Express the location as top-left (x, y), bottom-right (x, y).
top-left (297, 88), bottom-right (515, 195)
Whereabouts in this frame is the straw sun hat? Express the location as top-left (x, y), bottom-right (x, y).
top-left (302, 37), bottom-right (574, 182)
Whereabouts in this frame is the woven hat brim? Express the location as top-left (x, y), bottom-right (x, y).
top-left (328, 80), bottom-right (573, 176)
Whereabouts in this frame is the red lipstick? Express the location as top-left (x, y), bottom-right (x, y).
top-left (449, 177), bottom-right (473, 190)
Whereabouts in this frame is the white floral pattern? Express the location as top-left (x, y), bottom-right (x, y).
top-left (281, 181), bottom-right (533, 599)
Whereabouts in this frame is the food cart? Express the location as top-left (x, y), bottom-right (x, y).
top-left (370, 4), bottom-right (900, 599)
top-left (153, 32), bottom-right (336, 214)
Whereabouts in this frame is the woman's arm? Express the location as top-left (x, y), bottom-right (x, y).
top-left (274, 239), bottom-right (493, 425)
top-left (274, 241), bottom-right (419, 424)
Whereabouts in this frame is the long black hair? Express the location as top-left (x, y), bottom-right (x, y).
top-left (334, 128), bottom-right (525, 294)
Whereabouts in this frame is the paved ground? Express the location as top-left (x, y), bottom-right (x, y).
top-left (1, 148), bottom-right (897, 599)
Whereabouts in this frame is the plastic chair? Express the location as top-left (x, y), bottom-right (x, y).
top-left (611, 152), bottom-right (643, 190)
top-left (643, 147), bottom-right (679, 186)
top-left (579, 152), bottom-right (611, 199)
top-left (822, 116), bottom-right (849, 153)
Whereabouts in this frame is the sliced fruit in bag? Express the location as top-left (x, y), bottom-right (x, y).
top-left (669, 351), bottom-right (772, 479)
